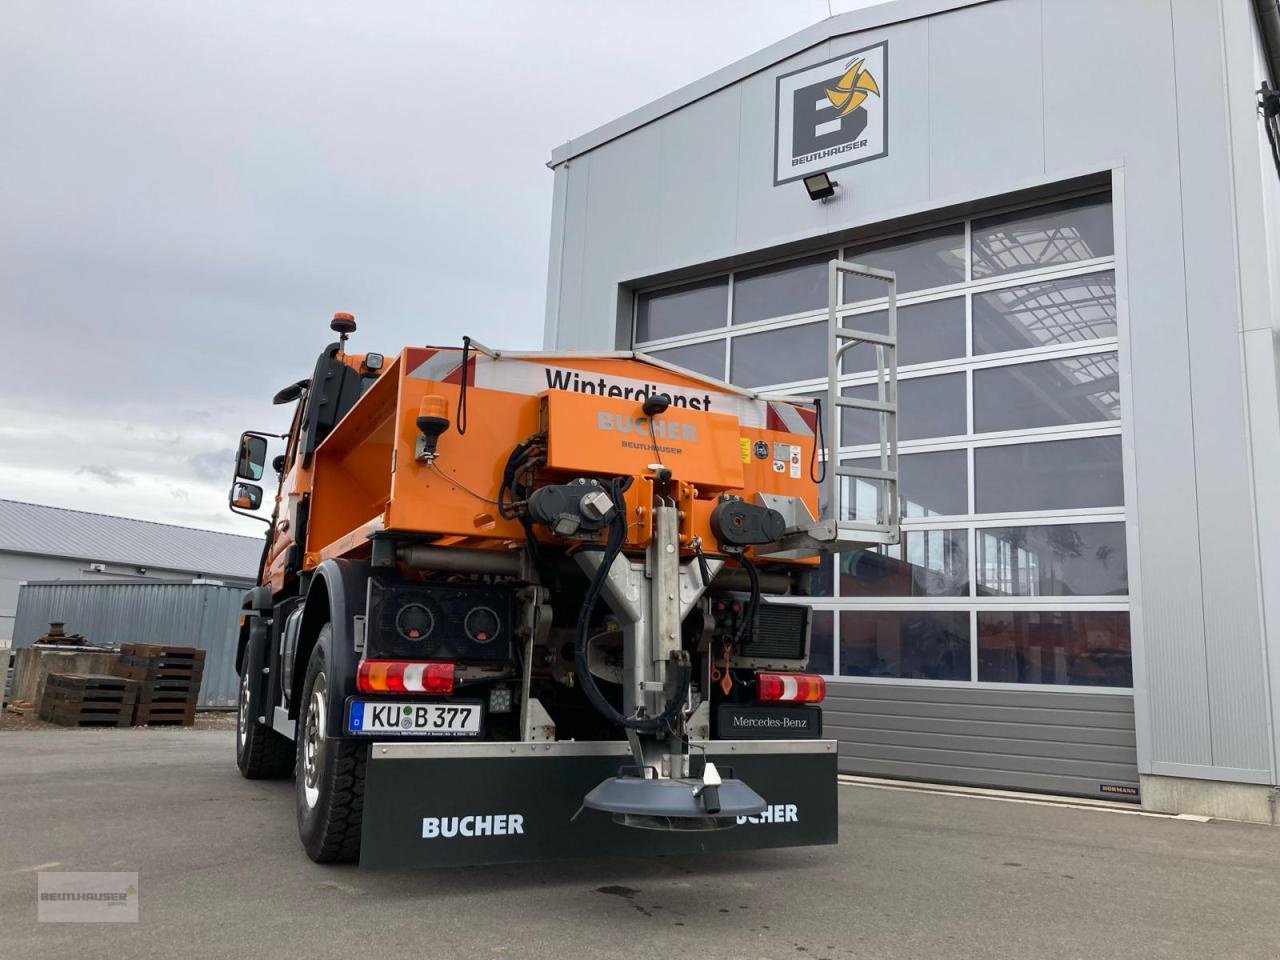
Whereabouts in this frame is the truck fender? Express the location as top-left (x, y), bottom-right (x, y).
top-left (297, 558), bottom-right (370, 738)
top-left (235, 584), bottom-right (274, 675)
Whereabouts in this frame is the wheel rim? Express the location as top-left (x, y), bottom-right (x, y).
top-left (302, 674), bottom-right (327, 809)
top-left (237, 669), bottom-right (251, 751)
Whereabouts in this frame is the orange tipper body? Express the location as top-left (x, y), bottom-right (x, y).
top-left (298, 347), bottom-right (820, 572)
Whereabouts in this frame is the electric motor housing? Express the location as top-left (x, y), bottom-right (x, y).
top-left (527, 478), bottom-right (617, 539)
top-left (710, 497), bottom-right (786, 548)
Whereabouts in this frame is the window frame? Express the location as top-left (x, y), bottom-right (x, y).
top-left (631, 188), bottom-right (1129, 693)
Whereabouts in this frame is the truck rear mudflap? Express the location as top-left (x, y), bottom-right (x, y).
top-left (358, 739), bottom-right (837, 869)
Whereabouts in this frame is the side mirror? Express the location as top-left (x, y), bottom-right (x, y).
top-left (236, 433), bottom-right (268, 481)
top-left (230, 481), bottom-right (263, 511)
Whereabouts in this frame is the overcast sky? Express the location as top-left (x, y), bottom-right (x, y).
top-left (2, 0), bottom-right (877, 536)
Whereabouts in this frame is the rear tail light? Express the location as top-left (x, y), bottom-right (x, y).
top-left (357, 659), bottom-right (454, 694)
top-left (755, 671), bottom-right (825, 703)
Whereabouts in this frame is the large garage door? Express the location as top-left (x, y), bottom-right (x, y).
top-left (826, 681), bottom-right (1139, 799)
top-left (634, 184), bottom-right (1137, 800)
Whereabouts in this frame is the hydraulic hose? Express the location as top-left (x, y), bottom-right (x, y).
top-left (573, 479), bottom-right (690, 735)
top-left (735, 550), bottom-right (762, 647)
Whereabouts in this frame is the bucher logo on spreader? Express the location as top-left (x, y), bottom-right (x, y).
top-left (737, 803), bottom-right (799, 826)
top-left (422, 813), bottom-right (525, 838)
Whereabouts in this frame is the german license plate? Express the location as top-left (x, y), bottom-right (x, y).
top-left (347, 700), bottom-right (483, 737)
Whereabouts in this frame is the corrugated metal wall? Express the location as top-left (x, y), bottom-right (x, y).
top-left (827, 682), bottom-right (1139, 799)
top-left (12, 581), bottom-right (244, 708)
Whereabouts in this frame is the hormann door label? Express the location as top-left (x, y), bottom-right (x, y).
top-left (774, 41), bottom-right (887, 185)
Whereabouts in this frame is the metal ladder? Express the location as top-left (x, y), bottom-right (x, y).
top-left (824, 260), bottom-right (899, 546)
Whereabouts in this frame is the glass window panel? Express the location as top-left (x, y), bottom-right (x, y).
top-left (839, 529), bottom-right (969, 597)
top-left (645, 339), bottom-right (726, 381)
top-left (843, 225), bottom-right (966, 303)
top-left (635, 276), bottom-right (728, 342)
top-left (730, 321), bottom-right (826, 387)
top-left (808, 609), bottom-right (834, 675)
top-left (973, 271), bottom-right (1116, 354)
top-left (843, 373), bottom-right (966, 444)
top-left (732, 253), bottom-right (833, 326)
top-left (807, 553), bottom-right (835, 597)
top-left (976, 522), bottom-right (1128, 597)
top-left (841, 297), bottom-right (966, 372)
top-left (971, 193), bottom-right (1114, 279)
top-left (975, 436), bottom-right (1123, 513)
top-left (844, 449), bottom-right (968, 520)
top-left (977, 611), bottom-right (1131, 687)
top-left (840, 610), bottom-right (971, 680)
top-left (974, 352), bottom-right (1120, 433)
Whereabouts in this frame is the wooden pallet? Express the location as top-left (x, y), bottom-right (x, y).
top-left (133, 701), bottom-right (198, 727)
top-left (105, 647), bottom-right (206, 726)
top-left (38, 674), bottom-right (139, 727)
top-left (135, 677), bottom-right (200, 704)
top-left (119, 643), bottom-right (206, 665)
top-left (113, 645), bottom-right (206, 682)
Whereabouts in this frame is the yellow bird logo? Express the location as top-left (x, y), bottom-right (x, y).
top-left (824, 57), bottom-right (881, 116)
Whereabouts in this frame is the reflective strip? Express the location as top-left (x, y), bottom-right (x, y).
top-left (767, 401), bottom-right (814, 437)
top-left (407, 349), bottom-right (464, 382)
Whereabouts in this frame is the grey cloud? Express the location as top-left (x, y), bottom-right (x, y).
top-left (189, 450), bottom-right (234, 483)
top-left (77, 465), bottom-right (134, 486)
top-left (1, 0), bottom-right (849, 527)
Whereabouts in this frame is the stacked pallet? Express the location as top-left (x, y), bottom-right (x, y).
top-left (111, 644), bottom-right (205, 727)
top-left (37, 673), bottom-right (139, 727)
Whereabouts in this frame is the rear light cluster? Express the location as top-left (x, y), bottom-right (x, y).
top-left (357, 659), bottom-right (454, 694)
top-left (755, 671), bottom-right (825, 703)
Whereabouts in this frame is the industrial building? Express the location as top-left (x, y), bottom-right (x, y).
top-left (544, 0), bottom-right (1280, 820)
top-left (0, 499), bottom-right (260, 643)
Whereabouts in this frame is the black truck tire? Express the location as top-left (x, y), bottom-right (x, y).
top-left (295, 628), bottom-right (366, 863)
top-left (236, 627), bottom-right (294, 780)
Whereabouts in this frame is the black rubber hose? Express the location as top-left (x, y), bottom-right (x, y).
top-left (498, 436), bottom-right (538, 519)
top-left (809, 396), bottom-right (827, 484)
top-left (735, 551), bottom-right (762, 647)
top-left (572, 480), bottom-right (689, 734)
top-left (456, 336), bottom-right (471, 435)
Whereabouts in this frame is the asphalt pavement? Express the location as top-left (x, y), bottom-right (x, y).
top-left (2, 726), bottom-right (1278, 959)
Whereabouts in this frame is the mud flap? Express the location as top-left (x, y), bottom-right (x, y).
top-left (358, 739), bottom-right (837, 869)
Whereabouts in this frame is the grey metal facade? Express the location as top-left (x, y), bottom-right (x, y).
top-left (544, 0), bottom-right (1280, 803)
top-left (12, 580), bottom-right (244, 708)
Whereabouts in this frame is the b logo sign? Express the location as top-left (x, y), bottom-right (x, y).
top-left (774, 41), bottom-right (887, 185)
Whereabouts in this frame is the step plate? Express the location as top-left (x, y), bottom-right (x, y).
top-left (359, 739), bottom-right (837, 868)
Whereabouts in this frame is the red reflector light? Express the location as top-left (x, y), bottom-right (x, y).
top-left (356, 660), bottom-right (454, 695)
top-left (755, 672), bottom-right (825, 703)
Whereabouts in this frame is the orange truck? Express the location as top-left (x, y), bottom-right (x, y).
top-left (229, 264), bottom-right (898, 868)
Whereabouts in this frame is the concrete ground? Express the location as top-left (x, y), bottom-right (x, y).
top-left (2, 727), bottom-right (1278, 960)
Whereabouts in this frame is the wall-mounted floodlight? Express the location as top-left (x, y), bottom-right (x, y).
top-left (803, 172), bottom-right (839, 202)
